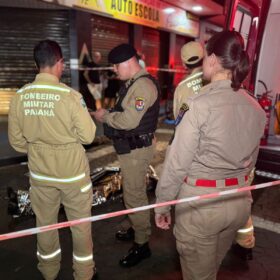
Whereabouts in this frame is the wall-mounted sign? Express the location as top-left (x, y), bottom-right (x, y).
top-left (71, 0), bottom-right (199, 37)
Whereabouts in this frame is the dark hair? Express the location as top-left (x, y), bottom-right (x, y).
top-left (185, 59), bottom-right (203, 70)
top-left (206, 30), bottom-right (249, 91)
top-left (33, 39), bottom-right (63, 68)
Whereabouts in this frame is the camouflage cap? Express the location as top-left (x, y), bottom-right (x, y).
top-left (181, 41), bottom-right (204, 65)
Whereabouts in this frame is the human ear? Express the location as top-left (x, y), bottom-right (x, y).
top-left (209, 53), bottom-right (217, 67)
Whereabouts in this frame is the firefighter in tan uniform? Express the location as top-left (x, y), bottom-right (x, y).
top-left (93, 44), bottom-right (160, 267)
top-left (173, 41), bottom-right (204, 121)
top-left (155, 31), bottom-right (266, 280)
top-left (174, 41), bottom-right (255, 262)
top-left (8, 40), bottom-right (97, 280)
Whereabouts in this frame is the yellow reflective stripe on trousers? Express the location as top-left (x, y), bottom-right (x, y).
top-left (73, 253), bottom-right (93, 262)
top-left (81, 183), bottom-right (92, 193)
top-left (30, 171), bottom-right (85, 183)
top-left (17, 84), bottom-right (70, 93)
top-left (37, 248), bottom-right (61, 259)
top-left (237, 226), bottom-right (254, 233)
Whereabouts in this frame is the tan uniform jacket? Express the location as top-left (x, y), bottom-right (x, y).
top-left (156, 80), bottom-right (266, 213)
top-left (173, 67), bottom-right (203, 118)
top-left (8, 73), bottom-right (96, 188)
top-left (103, 69), bottom-right (157, 129)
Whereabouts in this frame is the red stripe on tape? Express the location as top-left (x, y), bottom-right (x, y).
top-left (200, 193), bottom-right (220, 199)
top-left (237, 185), bottom-right (256, 192)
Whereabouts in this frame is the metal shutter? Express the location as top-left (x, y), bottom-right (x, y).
top-left (91, 15), bottom-right (129, 65)
top-left (0, 7), bottom-right (71, 89)
top-left (142, 27), bottom-right (160, 77)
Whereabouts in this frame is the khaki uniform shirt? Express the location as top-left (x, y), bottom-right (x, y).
top-left (8, 73), bottom-right (96, 188)
top-left (173, 67), bottom-right (203, 118)
top-left (103, 69), bottom-right (157, 130)
top-left (156, 80), bottom-right (266, 213)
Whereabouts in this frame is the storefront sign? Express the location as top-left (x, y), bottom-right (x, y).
top-left (75, 0), bottom-right (199, 37)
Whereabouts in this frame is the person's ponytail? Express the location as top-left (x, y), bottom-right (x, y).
top-left (231, 50), bottom-right (250, 91)
top-left (206, 31), bottom-right (250, 91)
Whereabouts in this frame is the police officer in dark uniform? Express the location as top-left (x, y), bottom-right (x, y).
top-left (93, 44), bottom-right (160, 267)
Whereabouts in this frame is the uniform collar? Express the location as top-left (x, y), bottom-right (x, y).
top-left (125, 69), bottom-right (148, 87)
top-left (191, 66), bottom-right (203, 75)
top-left (200, 79), bottom-right (232, 94)
top-left (183, 66), bottom-right (203, 81)
top-left (35, 73), bottom-right (60, 83)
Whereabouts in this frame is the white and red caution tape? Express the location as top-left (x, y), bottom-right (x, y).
top-left (146, 66), bottom-right (186, 73)
top-left (0, 179), bottom-right (279, 242)
top-left (75, 66), bottom-right (114, 71)
top-left (72, 66), bottom-right (186, 74)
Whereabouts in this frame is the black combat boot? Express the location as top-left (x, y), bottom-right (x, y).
top-left (115, 227), bottom-right (135, 241)
top-left (119, 242), bottom-right (151, 267)
top-left (231, 243), bottom-right (253, 260)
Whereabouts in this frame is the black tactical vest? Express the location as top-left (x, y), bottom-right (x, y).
top-left (112, 74), bottom-right (160, 137)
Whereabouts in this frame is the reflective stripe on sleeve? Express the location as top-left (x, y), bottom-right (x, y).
top-left (37, 248), bottom-right (61, 259)
top-left (178, 72), bottom-right (203, 86)
top-left (81, 183), bottom-right (92, 193)
top-left (185, 71), bottom-right (203, 81)
top-left (17, 85), bottom-right (70, 93)
top-left (30, 171), bottom-right (85, 183)
top-left (73, 253), bottom-right (93, 262)
top-left (237, 226), bottom-right (254, 233)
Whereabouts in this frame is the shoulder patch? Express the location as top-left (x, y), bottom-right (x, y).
top-left (174, 103), bottom-right (189, 126)
top-left (135, 97), bottom-right (145, 111)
